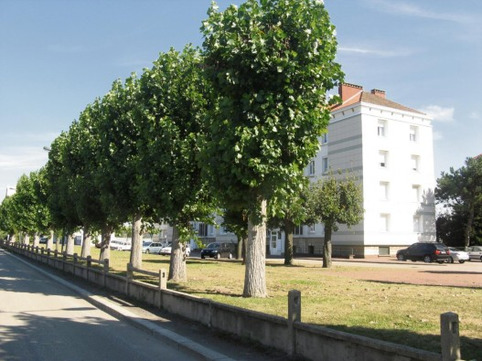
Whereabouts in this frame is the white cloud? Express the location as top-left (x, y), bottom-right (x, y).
top-left (1, 131), bottom-right (59, 146)
top-left (0, 147), bottom-right (48, 198)
top-left (469, 111), bottom-right (480, 120)
top-left (419, 105), bottom-right (455, 123)
top-left (364, 0), bottom-right (474, 24)
top-left (0, 148), bottom-right (47, 171)
top-left (339, 46), bottom-right (414, 57)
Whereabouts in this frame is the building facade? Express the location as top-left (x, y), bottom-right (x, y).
top-left (190, 83), bottom-right (437, 258)
top-left (286, 83), bottom-right (436, 257)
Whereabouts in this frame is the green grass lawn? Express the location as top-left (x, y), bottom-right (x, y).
top-left (64, 246), bottom-right (482, 360)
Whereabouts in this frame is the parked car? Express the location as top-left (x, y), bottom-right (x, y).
top-left (160, 243), bottom-right (191, 256)
top-left (200, 242), bottom-right (236, 260)
top-left (447, 247), bottom-right (469, 264)
top-left (142, 241), bottom-right (152, 253)
top-left (396, 242), bottom-right (451, 263)
top-left (110, 239), bottom-right (131, 251)
top-left (144, 242), bottom-right (164, 254)
top-left (466, 246), bottom-right (482, 261)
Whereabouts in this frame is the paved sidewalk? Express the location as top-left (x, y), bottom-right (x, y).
top-left (7, 250), bottom-right (289, 361)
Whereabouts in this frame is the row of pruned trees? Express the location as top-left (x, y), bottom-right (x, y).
top-left (0, 0), bottom-right (359, 297)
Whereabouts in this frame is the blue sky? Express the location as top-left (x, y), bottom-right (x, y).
top-left (1, 0), bottom-right (481, 202)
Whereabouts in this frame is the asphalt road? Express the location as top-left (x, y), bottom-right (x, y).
top-left (0, 249), bottom-right (201, 361)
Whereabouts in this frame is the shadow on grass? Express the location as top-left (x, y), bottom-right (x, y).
top-left (363, 279), bottom-right (482, 290)
top-left (308, 323), bottom-right (481, 361)
top-left (169, 283), bottom-right (244, 298)
top-left (423, 270), bottom-right (482, 276)
top-left (265, 263), bottom-right (305, 268)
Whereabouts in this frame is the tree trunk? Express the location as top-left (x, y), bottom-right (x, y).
top-left (47, 230), bottom-right (54, 250)
top-left (236, 235), bottom-right (243, 260)
top-left (130, 213), bottom-right (143, 269)
top-left (33, 233), bottom-right (40, 247)
top-left (99, 225), bottom-right (112, 261)
top-left (66, 234), bottom-right (75, 255)
top-left (81, 227), bottom-right (91, 258)
top-left (464, 201), bottom-right (475, 248)
top-left (168, 225), bottom-right (187, 282)
top-left (323, 224), bottom-right (332, 268)
top-left (283, 218), bottom-right (295, 266)
top-left (243, 199), bottom-right (267, 298)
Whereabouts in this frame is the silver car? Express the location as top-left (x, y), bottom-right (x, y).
top-left (448, 248), bottom-right (469, 264)
top-left (467, 246), bottom-right (482, 262)
top-left (144, 242), bottom-right (164, 254)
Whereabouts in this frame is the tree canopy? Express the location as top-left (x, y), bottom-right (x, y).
top-left (436, 156), bottom-right (482, 247)
top-left (306, 172), bottom-right (363, 268)
top-left (201, 0), bottom-right (343, 296)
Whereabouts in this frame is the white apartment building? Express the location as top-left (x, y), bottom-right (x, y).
top-left (285, 83), bottom-right (436, 257)
top-left (187, 83), bottom-right (437, 258)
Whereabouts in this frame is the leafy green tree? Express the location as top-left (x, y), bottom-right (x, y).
top-left (45, 131), bottom-right (82, 252)
top-left (94, 75), bottom-right (153, 268)
top-left (79, 99), bottom-right (121, 261)
top-left (0, 194), bottom-right (17, 241)
top-left (436, 156), bottom-right (482, 247)
top-left (201, 0), bottom-right (343, 296)
top-left (137, 46), bottom-right (214, 282)
top-left (32, 167), bottom-right (55, 248)
top-left (306, 172), bottom-right (363, 268)
top-left (60, 113), bottom-right (106, 257)
top-left (9, 172), bottom-right (50, 245)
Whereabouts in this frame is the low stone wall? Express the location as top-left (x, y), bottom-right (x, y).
top-left (2, 241), bottom-right (455, 361)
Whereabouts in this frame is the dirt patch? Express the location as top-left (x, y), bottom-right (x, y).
top-left (328, 267), bottom-right (480, 288)
top-left (295, 257), bottom-right (482, 289)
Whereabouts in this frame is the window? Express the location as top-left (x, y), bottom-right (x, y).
top-left (412, 185), bottom-right (420, 202)
top-left (379, 151), bottom-right (388, 168)
top-left (410, 126), bottom-right (418, 142)
top-left (309, 224), bottom-right (316, 233)
top-left (208, 224), bottom-right (215, 236)
top-left (411, 155), bottom-right (419, 171)
top-left (309, 160), bottom-right (315, 175)
top-left (379, 182), bottom-right (389, 200)
top-left (379, 246), bottom-right (390, 256)
top-left (377, 120), bottom-right (386, 137)
top-left (294, 225), bottom-right (303, 235)
top-left (218, 226), bottom-right (227, 235)
top-left (321, 133), bottom-right (328, 144)
top-left (198, 223), bottom-right (208, 237)
top-left (322, 157), bottom-right (329, 173)
top-left (379, 214), bottom-right (390, 232)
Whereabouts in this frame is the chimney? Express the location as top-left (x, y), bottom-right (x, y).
top-left (339, 83), bottom-right (363, 102)
top-left (371, 88), bottom-right (386, 99)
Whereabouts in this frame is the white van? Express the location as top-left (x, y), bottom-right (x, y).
top-left (110, 239), bottom-right (132, 251)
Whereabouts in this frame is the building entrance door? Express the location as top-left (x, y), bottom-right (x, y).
top-left (268, 230), bottom-right (283, 256)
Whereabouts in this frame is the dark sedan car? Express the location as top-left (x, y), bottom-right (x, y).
top-left (200, 242), bottom-right (236, 260)
top-left (396, 242), bottom-right (451, 263)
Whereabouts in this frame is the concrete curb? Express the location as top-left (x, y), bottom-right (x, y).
top-left (4, 249), bottom-right (236, 361)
